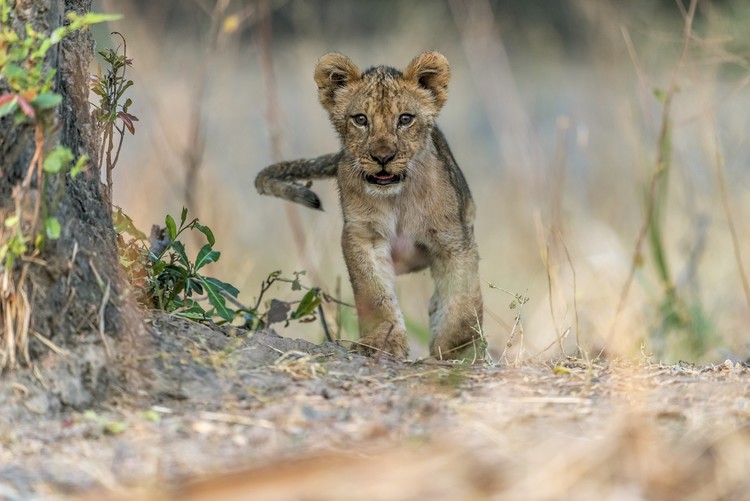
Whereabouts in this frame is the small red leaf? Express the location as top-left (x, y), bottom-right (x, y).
top-left (117, 111), bottom-right (135, 134)
top-left (0, 93), bottom-right (17, 106)
top-left (17, 95), bottom-right (35, 119)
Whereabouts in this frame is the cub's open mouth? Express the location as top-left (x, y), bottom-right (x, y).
top-left (365, 170), bottom-right (405, 186)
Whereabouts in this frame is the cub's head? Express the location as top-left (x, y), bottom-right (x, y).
top-left (314, 52), bottom-right (451, 194)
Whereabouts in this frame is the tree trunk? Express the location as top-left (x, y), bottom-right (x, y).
top-left (0, 0), bottom-right (147, 417)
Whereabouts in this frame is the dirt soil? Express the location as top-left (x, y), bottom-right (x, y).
top-left (1, 311), bottom-right (749, 500)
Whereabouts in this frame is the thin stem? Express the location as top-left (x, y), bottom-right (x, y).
top-left (28, 123), bottom-right (45, 240)
top-left (712, 128), bottom-right (750, 311)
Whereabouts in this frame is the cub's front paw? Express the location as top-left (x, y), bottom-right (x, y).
top-left (356, 322), bottom-right (409, 358)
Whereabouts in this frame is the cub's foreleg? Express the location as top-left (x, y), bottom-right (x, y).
top-left (341, 225), bottom-right (409, 358)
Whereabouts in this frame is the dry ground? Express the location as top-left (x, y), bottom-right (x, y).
top-left (1, 312), bottom-right (749, 500)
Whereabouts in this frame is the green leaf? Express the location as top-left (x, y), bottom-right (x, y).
top-left (174, 300), bottom-right (209, 320)
top-left (32, 92), bottom-right (62, 110)
top-left (202, 276), bottom-right (239, 298)
top-left (100, 48), bottom-right (115, 64)
top-left (267, 270), bottom-right (282, 281)
top-left (103, 421), bottom-right (128, 434)
top-left (112, 207), bottom-right (147, 240)
top-left (43, 147), bottom-right (73, 173)
top-left (171, 240), bottom-right (189, 268)
top-left (151, 260), bottom-right (166, 275)
top-left (44, 156), bottom-right (62, 175)
top-left (3, 215), bottom-right (19, 228)
top-left (115, 79), bottom-right (134, 101)
top-left (165, 214), bottom-right (177, 240)
top-left (193, 222), bottom-right (215, 246)
top-left (49, 26), bottom-right (68, 44)
top-left (3, 63), bottom-right (25, 81)
top-left (83, 410), bottom-right (100, 422)
top-left (31, 38), bottom-right (52, 59)
top-left (194, 244), bottom-right (219, 271)
top-left (70, 12), bottom-right (123, 25)
top-left (180, 207), bottom-right (188, 226)
top-left (141, 409), bottom-right (161, 423)
top-left (291, 288), bottom-right (321, 320)
top-left (553, 365), bottom-right (570, 375)
top-left (653, 87), bottom-right (667, 104)
top-left (199, 276), bottom-right (233, 321)
top-left (45, 217), bottom-right (61, 240)
top-left (1, 0), bottom-right (10, 24)
top-left (188, 277), bottom-right (204, 295)
top-left (70, 154), bottom-right (88, 178)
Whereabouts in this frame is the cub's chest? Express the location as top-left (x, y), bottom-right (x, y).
top-left (365, 211), bottom-right (433, 275)
top-left (389, 233), bottom-right (430, 275)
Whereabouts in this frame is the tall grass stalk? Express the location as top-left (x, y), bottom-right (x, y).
top-left (608, 0), bottom-right (712, 358)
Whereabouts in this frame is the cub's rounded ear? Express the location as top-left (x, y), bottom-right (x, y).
top-left (403, 51), bottom-right (451, 110)
top-left (314, 53), bottom-right (362, 111)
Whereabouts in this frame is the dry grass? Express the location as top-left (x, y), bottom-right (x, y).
top-left (0, 269), bottom-right (31, 368)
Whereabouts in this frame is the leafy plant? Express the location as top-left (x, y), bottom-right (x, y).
top-left (243, 270), bottom-right (325, 330)
top-left (486, 280), bottom-right (529, 365)
top-left (90, 32), bottom-right (138, 204)
top-left (155, 208), bottom-right (240, 321)
top-left (114, 208), bottom-right (342, 332)
top-left (116, 207), bottom-right (239, 322)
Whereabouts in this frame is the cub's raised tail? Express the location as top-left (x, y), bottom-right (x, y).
top-left (254, 151), bottom-right (341, 210)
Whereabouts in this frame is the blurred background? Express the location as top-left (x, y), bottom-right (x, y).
top-left (94, 0), bottom-right (750, 363)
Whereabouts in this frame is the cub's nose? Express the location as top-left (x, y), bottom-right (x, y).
top-left (370, 148), bottom-right (396, 166)
top-left (370, 152), bottom-right (396, 165)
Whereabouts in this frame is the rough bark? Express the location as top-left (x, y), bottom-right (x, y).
top-left (0, 0), bottom-right (148, 418)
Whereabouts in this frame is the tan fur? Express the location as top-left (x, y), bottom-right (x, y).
top-left (255, 52), bottom-right (482, 359)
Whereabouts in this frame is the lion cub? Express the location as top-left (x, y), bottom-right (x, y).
top-left (255, 52), bottom-right (482, 359)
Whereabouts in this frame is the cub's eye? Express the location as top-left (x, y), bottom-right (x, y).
top-left (351, 114), bottom-right (368, 127)
top-left (398, 113), bottom-right (415, 127)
